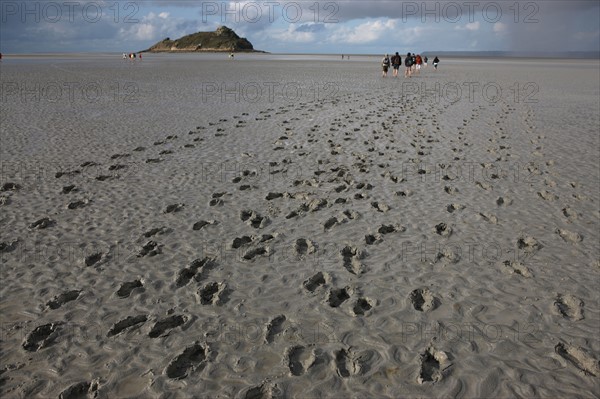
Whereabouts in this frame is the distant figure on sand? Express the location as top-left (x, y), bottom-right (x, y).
top-left (391, 52), bottom-right (401, 77)
top-left (433, 56), bottom-right (440, 70)
top-left (381, 54), bottom-right (390, 77)
top-left (415, 54), bottom-right (422, 74)
top-left (404, 52), bottom-right (413, 78)
top-left (424, 56), bottom-right (428, 67)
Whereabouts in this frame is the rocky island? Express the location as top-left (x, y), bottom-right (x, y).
top-left (144, 26), bottom-right (261, 53)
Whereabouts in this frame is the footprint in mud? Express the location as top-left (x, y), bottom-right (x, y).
top-left (209, 198), bottom-right (224, 206)
top-left (496, 196), bottom-right (513, 206)
top-left (148, 315), bottom-right (187, 338)
top-left (328, 287), bottom-right (350, 308)
top-left (444, 186), bottom-right (458, 195)
top-left (409, 288), bottom-right (439, 312)
top-left (240, 210), bottom-right (269, 229)
top-left (67, 199), bottom-right (88, 210)
top-left (378, 224), bottom-right (403, 234)
top-left (555, 342), bottom-right (599, 377)
top-left (242, 246), bottom-right (270, 261)
top-left (107, 315), bottom-right (148, 337)
top-left (323, 216), bottom-right (339, 231)
top-left (502, 260), bottom-right (533, 277)
top-left (116, 280), bottom-right (143, 298)
top-left (265, 192), bottom-right (285, 200)
top-left (295, 238), bottom-right (316, 256)
top-left (138, 241), bottom-right (161, 257)
top-left (538, 190), bottom-right (558, 201)
top-left (434, 223), bottom-right (452, 237)
top-left (46, 290), bottom-right (81, 310)
top-left (341, 245), bottom-right (366, 275)
top-left (476, 181), bottom-right (493, 191)
top-left (58, 379), bottom-right (99, 399)
top-left (365, 234), bottom-right (382, 245)
top-left (334, 348), bottom-right (360, 378)
top-left (232, 235), bottom-right (253, 249)
top-left (478, 212), bottom-right (498, 224)
top-left (165, 342), bottom-right (207, 379)
top-left (176, 257), bottom-right (217, 287)
top-left (517, 236), bottom-right (542, 252)
top-left (61, 185), bottom-right (77, 194)
top-left (556, 228), bottom-right (583, 244)
top-left (265, 315), bottom-right (286, 343)
top-left (446, 203), bottom-right (465, 213)
top-left (1, 182), bottom-right (20, 191)
top-left (554, 294), bottom-right (584, 321)
top-left (353, 297), bottom-right (375, 316)
top-left (242, 383), bottom-right (277, 399)
top-left (164, 203), bottom-right (184, 213)
top-left (286, 345), bottom-right (316, 376)
top-left (22, 322), bottom-right (62, 351)
top-left (198, 282), bottom-right (227, 305)
top-left (395, 190), bottom-right (412, 197)
top-left (306, 198), bottom-right (328, 212)
top-left (561, 206), bottom-right (579, 222)
top-left (108, 164), bottom-right (128, 171)
top-left (371, 201), bottom-right (390, 212)
top-left (417, 347), bottom-right (450, 384)
top-left (29, 217), bottom-right (54, 229)
top-left (193, 220), bottom-right (217, 230)
top-left (303, 271), bottom-right (329, 292)
top-left (143, 226), bottom-right (171, 238)
top-left (96, 175), bottom-right (118, 181)
top-left (0, 240), bottom-right (18, 253)
top-left (340, 245), bottom-right (366, 275)
top-left (84, 252), bottom-right (103, 267)
top-left (146, 158), bottom-right (162, 164)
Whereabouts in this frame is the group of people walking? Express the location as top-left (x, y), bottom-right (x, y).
top-left (381, 52), bottom-right (439, 77)
top-left (123, 52), bottom-right (142, 60)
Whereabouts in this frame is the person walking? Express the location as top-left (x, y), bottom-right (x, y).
top-left (404, 52), bottom-right (413, 78)
top-left (415, 54), bottom-right (422, 74)
top-left (381, 54), bottom-right (390, 77)
top-left (433, 56), bottom-right (440, 70)
top-left (391, 52), bottom-right (402, 77)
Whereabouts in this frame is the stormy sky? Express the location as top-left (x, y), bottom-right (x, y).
top-left (0, 1), bottom-right (598, 53)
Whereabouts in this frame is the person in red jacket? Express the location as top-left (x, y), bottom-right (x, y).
top-left (415, 54), bottom-right (422, 74)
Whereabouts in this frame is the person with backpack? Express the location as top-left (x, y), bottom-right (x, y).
top-left (415, 54), bottom-right (422, 74)
top-left (405, 52), bottom-right (413, 78)
top-left (391, 52), bottom-right (402, 77)
top-left (381, 54), bottom-right (391, 77)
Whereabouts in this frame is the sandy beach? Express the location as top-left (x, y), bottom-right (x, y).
top-left (1, 54), bottom-right (599, 398)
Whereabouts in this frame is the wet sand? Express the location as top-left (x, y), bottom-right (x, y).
top-left (1, 54), bottom-right (599, 398)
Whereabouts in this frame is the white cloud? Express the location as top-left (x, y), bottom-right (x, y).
top-left (329, 19), bottom-right (398, 44)
top-left (493, 22), bottom-right (507, 33)
top-left (262, 25), bottom-right (316, 43)
top-left (455, 21), bottom-right (480, 31)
